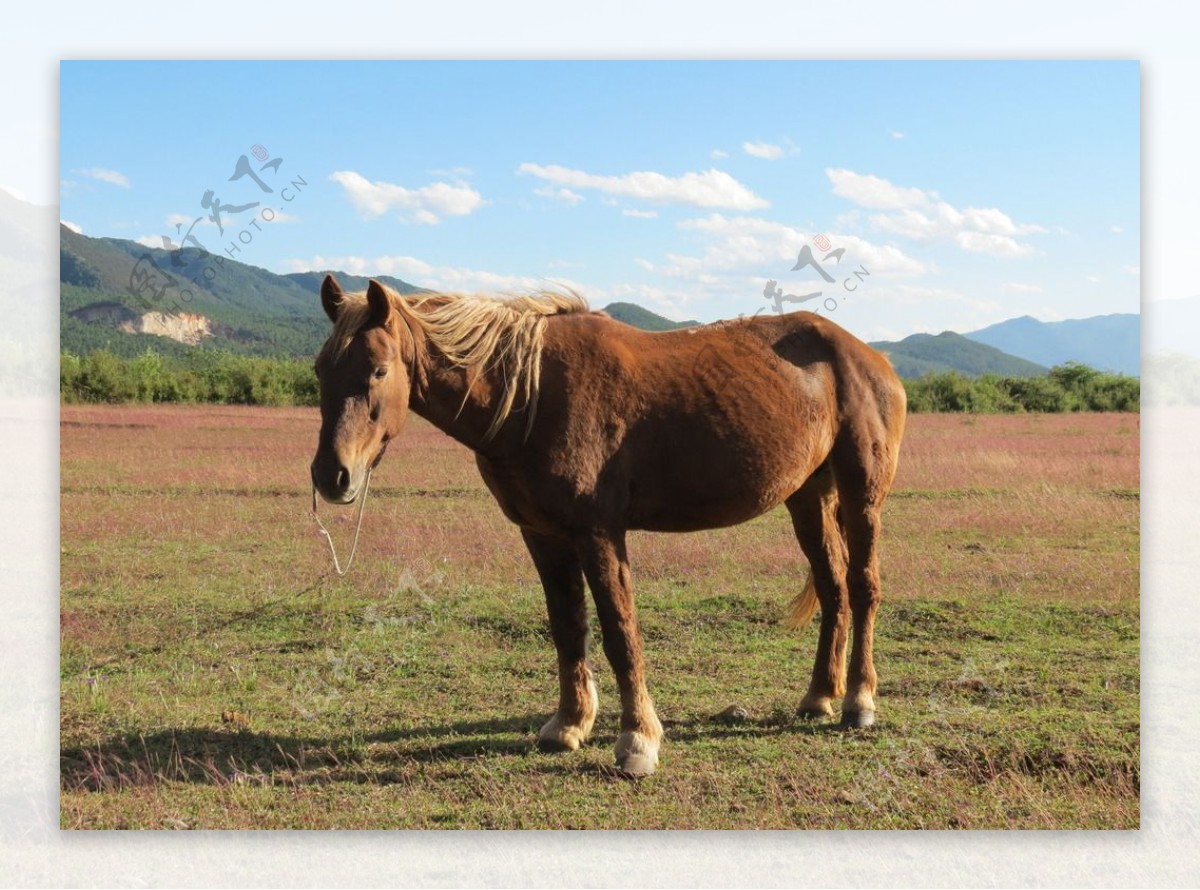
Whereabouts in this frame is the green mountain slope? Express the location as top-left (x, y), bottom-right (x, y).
top-left (60, 227), bottom-right (425, 358)
top-left (601, 302), bottom-right (698, 331)
top-left (869, 330), bottom-right (1048, 378)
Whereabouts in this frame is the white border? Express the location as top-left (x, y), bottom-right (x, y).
top-left (7, 2), bottom-right (1197, 885)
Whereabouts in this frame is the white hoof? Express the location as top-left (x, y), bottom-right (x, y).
top-left (798, 693), bottom-right (835, 719)
top-left (537, 677), bottom-right (598, 752)
top-left (615, 729), bottom-right (661, 778)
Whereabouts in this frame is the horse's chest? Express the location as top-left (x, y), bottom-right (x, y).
top-left (473, 455), bottom-right (572, 536)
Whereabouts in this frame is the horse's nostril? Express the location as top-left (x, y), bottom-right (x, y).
top-left (335, 467), bottom-right (350, 491)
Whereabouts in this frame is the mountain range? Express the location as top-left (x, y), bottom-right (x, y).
top-left (58, 225), bottom-right (1138, 378)
top-left (963, 313), bottom-right (1139, 376)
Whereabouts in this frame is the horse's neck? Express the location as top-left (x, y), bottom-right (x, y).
top-left (408, 353), bottom-right (505, 453)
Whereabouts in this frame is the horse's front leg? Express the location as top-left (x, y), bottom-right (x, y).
top-left (575, 529), bottom-right (663, 778)
top-left (521, 529), bottom-right (598, 752)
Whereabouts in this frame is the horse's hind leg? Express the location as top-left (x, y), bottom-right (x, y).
top-left (832, 426), bottom-right (903, 728)
top-left (785, 463), bottom-right (850, 719)
top-left (521, 529), bottom-right (598, 752)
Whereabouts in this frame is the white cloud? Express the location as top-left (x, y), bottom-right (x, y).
top-left (743, 141), bottom-right (784, 160)
top-left (828, 168), bottom-right (929, 209)
top-left (662, 213), bottom-right (925, 281)
top-left (889, 130), bottom-right (906, 140)
top-left (283, 254), bottom-right (589, 296)
top-left (832, 209), bottom-right (864, 231)
top-left (634, 257), bottom-right (655, 271)
top-left (135, 235), bottom-right (165, 249)
top-left (1111, 225), bottom-right (1124, 234)
top-left (329, 170), bottom-right (485, 224)
top-left (872, 284), bottom-right (1001, 314)
top-left (517, 163), bottom-right (768, 210)
top-left (283, 254), bottom-right (431, 280)
top-left (829, 168), bottom-right (1043, 257)
top-left (1123, 264), bottom-right (1141, 275)
top-left (709, 149), bottom-right (730, 160)
top-left (832, 234), bottom-right (929, 276)
top-left (604, 282), bottom-right (697, 320)
top-left (157, 207), bottom-right (298, 234)
top-left (166, 212), bottom-right (216, 229)
top-left (961, 206), bottom-right (1045, 236)
top-left (60, 220), bottom-right (83, 234)
top-left (429, 165), bottom-right (474, 178)
top-left (1001, 282), bottom-right (1043, 293)
top-left (664, 214), bottom-right (805, 278)
top-left (1087, 274), bottom-right (1103, 283)
top-left (955, 231), bottom-right (1034, 257)
top-left (870, 206), bottom-right (951, 240)
top-left (622, 208), bottom-right (658, 219)
top-left (81, 167), bottom-right (130, 188)
top-left (282, 255), bottom-right (691, 322)
top-left (533, 186), bottom-right (585, 205)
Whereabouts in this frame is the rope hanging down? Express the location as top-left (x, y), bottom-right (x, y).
top-left (311, 465), bottom-right (373, 576)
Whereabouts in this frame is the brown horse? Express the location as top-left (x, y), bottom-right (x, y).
top-left (311, 275), bottom-right (906, 777)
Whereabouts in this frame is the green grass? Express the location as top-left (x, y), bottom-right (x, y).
top-left (60, 407), bottom-right (1139, 829)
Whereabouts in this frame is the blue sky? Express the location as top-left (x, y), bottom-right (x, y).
top-left (59, 60), bottom-right (1139, 340)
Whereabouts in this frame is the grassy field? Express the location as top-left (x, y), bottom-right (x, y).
top-left (60, 406), bottom-right (1139, 829)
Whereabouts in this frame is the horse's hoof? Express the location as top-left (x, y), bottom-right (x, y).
top-left (616, 752), bottom-right (658, 779)
top-left (537, 715), bottom-right (591, 752)
top-left (839, 709), bottom-right (876, 729)
top-left (536, 736), bottom-right (577, 753)
top-left (614, 727), bottom-right (661, 778)
top-left (797, 692), bottom-right (835, 720)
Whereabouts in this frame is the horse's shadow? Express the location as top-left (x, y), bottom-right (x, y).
top-left (60, 710), bottom-right (845, 790)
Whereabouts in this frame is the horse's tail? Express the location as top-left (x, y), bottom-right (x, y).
top-left (782, 463), bottom-right (846, 633)
top-left (783, 570), bottom-right (820, 631)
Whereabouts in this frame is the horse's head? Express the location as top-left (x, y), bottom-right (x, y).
top-left (311, 275), bottom-right (413, 504)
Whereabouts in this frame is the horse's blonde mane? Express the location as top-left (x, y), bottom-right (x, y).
top-left (322, 284), bottom-right (589, 440)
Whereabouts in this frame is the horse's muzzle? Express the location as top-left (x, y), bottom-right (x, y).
top-left (311, 456), bottom-right (358, 505)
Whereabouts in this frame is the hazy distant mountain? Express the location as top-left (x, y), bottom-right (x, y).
top-left (868, 331), bottom-right (1047, 378)
top-left (965, 314), bottom-right (1139, 376)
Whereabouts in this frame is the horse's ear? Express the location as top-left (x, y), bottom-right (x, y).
top-left (366, 279), bottom-right (392, 328)
top-left (321, 274), bottom-right (344, 323)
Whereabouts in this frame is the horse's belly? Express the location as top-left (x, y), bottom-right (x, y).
top-left (626, 462), bottom-right (800, 532)
top-left (624, 395), bottom-right (833, 531)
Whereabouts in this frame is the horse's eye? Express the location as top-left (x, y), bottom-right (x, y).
top-left (373, 367), bottom-right (387, 379)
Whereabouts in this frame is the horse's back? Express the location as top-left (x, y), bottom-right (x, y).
top-left (521, 310), bottom-right (903, 532)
